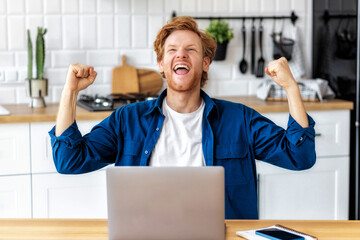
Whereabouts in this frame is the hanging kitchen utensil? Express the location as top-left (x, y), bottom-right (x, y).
top-left (251, 18), bottom-right (256, 74)
top-left (335, 17), bottom-right (357, 59)
top-left (256, 19), bottom-right (265, 78)
top-left (271, 19), bottom-right (295, 61)
top-left (239, 18), bottom-right (248, 74)
top-left (112, 55), bottom-right (139, 94)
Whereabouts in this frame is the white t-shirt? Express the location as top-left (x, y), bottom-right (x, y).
top-left (149, 97), bottom-right (205, 166)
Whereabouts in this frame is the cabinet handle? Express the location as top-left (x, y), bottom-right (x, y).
top-left (315, 133), bottom-right (322, 137)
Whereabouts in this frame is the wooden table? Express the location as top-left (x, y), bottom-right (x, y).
top-left (0, 219), bottom-right (359, 239)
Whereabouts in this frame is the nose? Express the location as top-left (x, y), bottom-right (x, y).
top-left (176, 47), bottom-right (188, 59)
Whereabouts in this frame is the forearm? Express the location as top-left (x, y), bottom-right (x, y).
top-left (55, 89), bottom-right (79, 136)
top-left (285, 84), bottom-right (309, 128)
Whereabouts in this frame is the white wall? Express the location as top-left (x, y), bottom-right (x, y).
top-left (0, 0), bottom-right (312, 104)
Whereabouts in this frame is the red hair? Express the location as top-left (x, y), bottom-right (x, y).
top-left (153, 16), bottom-right (217, 87)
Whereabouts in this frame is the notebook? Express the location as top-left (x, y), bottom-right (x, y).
top-left (106, 166), bottom-right (225, 240)
top-left (236, 224), bottom-right (317, 240)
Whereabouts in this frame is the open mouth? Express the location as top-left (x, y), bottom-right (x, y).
top-left (173, 64), bottom-right (190, 75)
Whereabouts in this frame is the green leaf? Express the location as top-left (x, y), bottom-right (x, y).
top-left (205, 19), bottom-right (234, 43)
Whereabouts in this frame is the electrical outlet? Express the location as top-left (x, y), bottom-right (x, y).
top-left (0, 70), bottom-right (5, 82)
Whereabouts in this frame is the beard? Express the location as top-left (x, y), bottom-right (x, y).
top-left (164, 69), bottom-right (203, 92)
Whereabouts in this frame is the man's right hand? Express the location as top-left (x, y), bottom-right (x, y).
top-left (55, 64), bottom-right (97, 136)
top-left (64, 63), bottom-right (97, 92)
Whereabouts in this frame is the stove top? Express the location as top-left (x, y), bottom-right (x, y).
top-left (77, 93), bottom-right (156, 112)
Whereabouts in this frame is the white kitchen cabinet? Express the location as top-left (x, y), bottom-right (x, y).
top-left (264, 110), bottom-right (350, 157)
top-left (0, 175), bottom-right (32, 218)
top-left (257, 156), bottom-right (349, 220)
top-left (30, 120), bottom-right (102, 173)
top-left (32, 170), bottom-right (107, 218)
top-left (258, 110), bottom-right (350, 220)
top-left (0, 106), bottom-right (351, 220)
top-left (0, 123), bottom-right (30, 175)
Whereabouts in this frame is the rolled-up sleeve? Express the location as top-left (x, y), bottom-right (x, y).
top-left (286, 114), bottom-right (315, 146)
top-left (250, 111), bottom-right (316, 171)
top-left (49, 112), bottom-right (119, 174)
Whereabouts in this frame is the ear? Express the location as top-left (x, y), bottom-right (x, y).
top-left (202, 56), bottom-right (210, 72)
top-left (158, 59), bottom-right (164, 73)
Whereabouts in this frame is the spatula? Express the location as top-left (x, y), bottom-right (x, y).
top-left (256, 19), bottom-right (265, 78)
top-left (112, 55), bottom-right (139, 94)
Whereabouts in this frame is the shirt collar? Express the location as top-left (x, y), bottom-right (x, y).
top-left (144, 89), bottom-right (219, 119)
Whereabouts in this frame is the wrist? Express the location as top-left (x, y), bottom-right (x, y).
top-left (62, 86), bottom-right (79, 97)
top-left (284, 81), bottom-right (299, 95)
top-left (60, 87), bottom-right (79, 108)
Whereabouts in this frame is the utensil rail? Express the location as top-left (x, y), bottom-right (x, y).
top-left (172, 11), bottom-right (298, 25)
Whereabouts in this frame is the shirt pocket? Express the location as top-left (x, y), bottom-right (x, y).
top-left (215, 143), bottom-right (251, 185)
top-left (120, 140), bottom-right (143, 165)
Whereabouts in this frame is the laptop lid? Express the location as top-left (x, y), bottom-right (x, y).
top-left (106, 166), bottom-right (225, 240)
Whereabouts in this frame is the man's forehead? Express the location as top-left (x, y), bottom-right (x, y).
top-left (165, 30), bottom-right (202, 47)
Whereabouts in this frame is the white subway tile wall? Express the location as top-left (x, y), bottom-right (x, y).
top-left (0, 16), bottom-right (7, 50)
top-left (98, 15), bottom-right (114, 48)
top-left (0, 0), bottom-right (6, 14)
top-left (0, 70), bottom-right (4, 81)
top-left (44, 0), bottom-right (61, 14)
top-left (8, 16), bottom-right (26, 50)
top-left (0, 0), bottom-right (312, 104)
top-left (63, 15), bottom-right (80, 49)
top-left (44, 16), bottom-right (62, 49)
top-left (62, 0), bottom-right (78, 14)
top-left (25, 0), bottom-right (43, 14)
top-left (80, 15), bottom-right (97, 48)
top-left (7, 0), bottom-right (25, 14)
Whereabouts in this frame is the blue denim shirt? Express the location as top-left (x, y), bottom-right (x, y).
top-left (49, 89), bottom-right (316, 219)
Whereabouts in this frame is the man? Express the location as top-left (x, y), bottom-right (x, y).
top-left (49, 16), bottom-right (315, 219)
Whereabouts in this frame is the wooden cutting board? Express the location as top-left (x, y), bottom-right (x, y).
top-left (137, 68), bottom-right (163, 95)
top-left (112, 55), bottom-right (139, 94)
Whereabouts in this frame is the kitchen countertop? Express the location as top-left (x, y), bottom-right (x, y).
top-left (0, 96), bottom-right (353, 124)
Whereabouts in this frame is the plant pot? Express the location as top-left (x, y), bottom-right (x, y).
top-left (214, 41), bottom-right (229, 61)
top-left (25, 78), bottom-right (48, 108)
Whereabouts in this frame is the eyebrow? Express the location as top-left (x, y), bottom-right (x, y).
top-left (166, 44), bottom-right (198, 49)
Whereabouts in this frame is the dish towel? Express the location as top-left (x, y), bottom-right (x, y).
top-left (288, 25), bottom-right (306, 80)
top-left (256, 78), bottom-right (335, 102)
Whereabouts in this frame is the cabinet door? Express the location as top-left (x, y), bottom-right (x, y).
top-left (0, 123), bottom-right (30, 175)
top-left (257, 156), bottom-right (349, 220)
top-left (0, 175), bottom-right (32, 218)
top-left (30, 120), bottom-right (102, 173)
top-left (263, 110), bottom-right (350, 157)
top-left (32, 170), bottom-right (107, 218)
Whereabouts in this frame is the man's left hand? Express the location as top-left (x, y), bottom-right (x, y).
top-left (265, 57), bottom-right (297, 91)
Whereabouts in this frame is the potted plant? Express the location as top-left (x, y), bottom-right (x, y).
top-left (205, 19), bottom-right (234, 60)
top-left (25, 27), bottom-right (48, 108)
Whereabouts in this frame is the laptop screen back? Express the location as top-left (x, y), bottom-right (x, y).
top-left (106, 166), bottom-right (225, 240)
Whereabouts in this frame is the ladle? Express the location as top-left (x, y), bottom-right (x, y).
top-left (239, 19), bottom-right (248, 74)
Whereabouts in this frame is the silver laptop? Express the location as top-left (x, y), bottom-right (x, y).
top-left (106, 166), bottom-right (225, 240)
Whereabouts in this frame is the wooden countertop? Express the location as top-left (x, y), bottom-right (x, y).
top-left (0, 219), bottom-right (359, 239)
top-left (0, 96), bottom-right (353, 124)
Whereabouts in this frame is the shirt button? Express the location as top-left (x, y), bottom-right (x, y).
top-left (156, 128), bottom-right (160, 131)
top-left (145, 150), bottom-right (149, 154)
